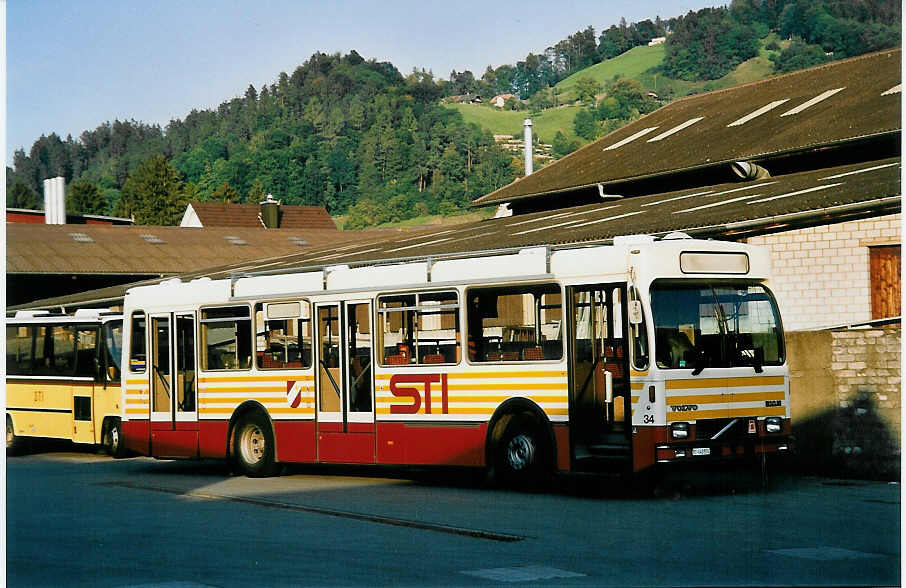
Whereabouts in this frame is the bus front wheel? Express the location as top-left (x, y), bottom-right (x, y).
top-left (233, 413), bottom-right (278, 478)
top-left (104, 418), bottom-right (126, 458)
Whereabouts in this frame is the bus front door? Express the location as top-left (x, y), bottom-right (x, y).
top-left (149, 313), bottom-right (199, 458)
top-left (568, 284), bottom-right (631, 466)
top-left (315, 301), bottom-right (375, 464)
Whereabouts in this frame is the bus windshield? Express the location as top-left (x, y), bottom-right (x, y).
top-left (103, 320), bottom-right (123, 380)
top-left (651, 282), bottom-right (783, 370)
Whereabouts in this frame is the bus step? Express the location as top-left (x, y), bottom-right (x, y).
top-left (588, 443), bottom-right (632, 456)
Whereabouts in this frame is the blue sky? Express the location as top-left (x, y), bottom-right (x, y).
top-left (6, 0), bottom-right (721, 165)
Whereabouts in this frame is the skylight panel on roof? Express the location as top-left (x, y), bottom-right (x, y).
top-left (69, 232), bottom-right (94, 243)
top-left (602, 127), bottom-right (659, 151)
top-left (224, 235), bottom-right (248, 246)
top-left (747, 182), bottom-right (843, 204)
top-left (780, 88), bottom-right (845, 117)
top-left (641, 190), bottom-right (714, 207)
top-left (674, 193), bottom-right (763, 214)
top-left (820, 162), bottom-right (900, 181)
top-left (647, 117), bottom-right (705, 142)
top-left (386, 237), bottom-right (454, 253)
top-left (727, 100), bottom-right (789, 127)
top-left (513, 219), bottom-right (587, 236)
top-left (288, 236), bottom-right (309, 246)
top-left (570, 210), bottom-right (645, 228)
top-left (140, 233), bottom-right (165, 244)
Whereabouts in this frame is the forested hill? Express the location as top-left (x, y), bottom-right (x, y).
top-left (7, 51), bottom-right (518, 228)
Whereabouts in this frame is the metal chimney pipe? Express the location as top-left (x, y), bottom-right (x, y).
top-left (56, 177), bottom-right (66, 224)
top-left (523, 119), bottom-right (533, 176)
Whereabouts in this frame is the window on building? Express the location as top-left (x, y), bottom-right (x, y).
top-left (378, 291), bottom-right (460, 365)
top-left (466, 284), bottom-right (563, 362)
top-left (255, 301), bottom-right (313, 369)
top-left (201, 306), bottom-right (252, 370)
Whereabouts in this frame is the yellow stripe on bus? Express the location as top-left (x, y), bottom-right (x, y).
top-left (666, 406), bottom-right (787, 422)
top-left (665, 376), bottom-right (785, 390)
top-left (665, 378), bottom-right (725, 390)
top-left (727, 376), bottom-right (786, 387)
top-left (666, 390), bottom-right (786, 405)
top-left (374, 370), bottom-right (566, 381)
top-left (198, 375), bottom-right (314, 384)
top-left (375, 407), bottom-right (570, 416)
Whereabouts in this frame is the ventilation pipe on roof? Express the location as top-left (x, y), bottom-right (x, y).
top-left (43, 177), bottom-right (66, 224)
top-left (259, 193), bottom-right (280, 229)
top-left (731, 161), bottom-right (771, 181)
top-left (523, 119), bottom-right (533, 176)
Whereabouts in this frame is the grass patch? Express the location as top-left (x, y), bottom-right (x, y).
top-left (555, 45), bottom-right (666, 101)
top-left (446, 103), bottom-right (583, 144)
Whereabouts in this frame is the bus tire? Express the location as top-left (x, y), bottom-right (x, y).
top-left (6, 414), bottom-right (26, 456)
top-left (103, 418), bottom-right (127, 458)
top-left (492, 411), bottom-right (552, 489)
top-left (233, 412), bottom-right (278, 478)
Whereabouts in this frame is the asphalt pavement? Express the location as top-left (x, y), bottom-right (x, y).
top-left (5, 446), bottom-right (901, 587)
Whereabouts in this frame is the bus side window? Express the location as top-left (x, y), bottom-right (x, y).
top-left (201, 306), bottom-right (252, 371)
top-left (130, 312), bottom-right (147, 372)
top-left (467, 284), bottom-right (562, 363)
top-left (35, 326), bottom-right (75, 377)
top-left (6, 325), bottom-right (34, 375)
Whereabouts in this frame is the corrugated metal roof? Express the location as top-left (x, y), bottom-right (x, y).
top-left (188, 202), bottom-right (338, 230)
top-left (15, 158), bottom-right (899, 311)
top-left (6, 225), bottom-right (372, 275)
top-left (474, 49), bottom-right (901, 207)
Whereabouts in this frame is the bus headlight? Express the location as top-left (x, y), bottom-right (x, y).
top-left (765, 417), bottom-right (782, 434)
top-left (671, 422), bottom-right (689, 440)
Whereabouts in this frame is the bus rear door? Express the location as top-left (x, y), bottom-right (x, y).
top-left (315, 301), bottom-right (375, 463)
top-left (149, 313), bottom-right (199, 457)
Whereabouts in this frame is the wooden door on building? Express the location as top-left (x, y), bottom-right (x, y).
top-left (869, 245), bottom-right (901, 320)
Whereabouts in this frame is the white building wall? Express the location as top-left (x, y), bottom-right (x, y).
top-left (747, 213), bottom-right (900, 331)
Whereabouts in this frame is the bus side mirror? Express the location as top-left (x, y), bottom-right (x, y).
top-left (628, 300), bottom-right (643, 325)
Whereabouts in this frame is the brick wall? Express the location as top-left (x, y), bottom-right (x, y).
top-left (748, 213), bottom-right (900, 331)
top-left (787, 328), bottom-right (900, 479)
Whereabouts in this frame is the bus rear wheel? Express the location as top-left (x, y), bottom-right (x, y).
top-left (104, 418), bottom-right (126, 458)
top-left (6, 415), bottom-right (26, 455)
top-left (493, 412), bottom-right (552, 489)
top-left (233, 413), bottom-right (278, 478)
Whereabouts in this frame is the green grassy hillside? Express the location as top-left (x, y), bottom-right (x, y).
top-left (555, 45), bottom-right (666, 101)
top-left (445, 36), bottom-right (783, 150)
top-left (446, 103), bottom-right (583, 144)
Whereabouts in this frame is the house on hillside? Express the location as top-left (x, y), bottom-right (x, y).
top-left (491, 93), bottom-right (516, 108)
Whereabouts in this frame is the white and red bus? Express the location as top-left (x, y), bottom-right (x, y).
top-left (119, 234), bottom-right (791, 482)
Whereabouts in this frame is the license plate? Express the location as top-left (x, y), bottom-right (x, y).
top-left (692, 447), bottom-right (711, 456)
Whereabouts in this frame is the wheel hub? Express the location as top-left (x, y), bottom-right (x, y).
top-left (239, 425), bottom-right (265, 464)
top-left (506, 434), bottom-right (535, 471)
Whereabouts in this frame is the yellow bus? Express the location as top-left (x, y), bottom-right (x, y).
top-left (120, 235), bottom-right (791, 483)
top-left (6, 309), bottom-right (125, 456)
